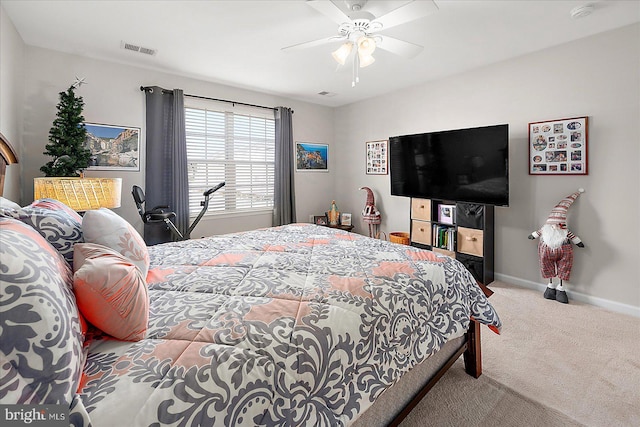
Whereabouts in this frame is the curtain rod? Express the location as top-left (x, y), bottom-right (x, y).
top-left (139, 86), bottom-right (293, 113)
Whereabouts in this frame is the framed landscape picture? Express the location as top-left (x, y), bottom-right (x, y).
top-left (84, 123), bottom-right (140, 171)
top-left (529, 117), bottom-right (588, 175)
top-left (296, 142), bottom-right (328, 172)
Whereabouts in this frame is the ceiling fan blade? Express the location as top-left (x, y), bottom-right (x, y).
top-left (375, 35), bottom-right (423, 58)
top-left (281, 36), bottom-right (344, 52)
top-left (371, 0), bottom-right (439, 31)
top-left (307, 0), bottom-right (352, 25)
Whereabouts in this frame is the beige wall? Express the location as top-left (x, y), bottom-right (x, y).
top-left (334, 24), bottom-right (640, 314)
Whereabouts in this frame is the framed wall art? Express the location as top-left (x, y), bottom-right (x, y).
top-left (296, 142), bottom-right (328, 172)
top-left (84, 123), bottom-right (140, 171)
top-left (529, 117), bottom-right (588, 175)
top-left (366, 140), bottom-right (388, 175)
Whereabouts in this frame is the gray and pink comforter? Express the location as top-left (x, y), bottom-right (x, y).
top-left (77, 224), bottom-right (501, 426)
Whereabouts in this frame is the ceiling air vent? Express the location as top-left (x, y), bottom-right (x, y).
top-left (121, 41), bottom-right (157, 56)
top-left (318, 91), bottom-right (337, 97)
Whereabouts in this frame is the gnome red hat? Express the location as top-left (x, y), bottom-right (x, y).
top-left (362, 186), bottom-right (375, 206)
top-left (360, 186), bottom-right (381, 224)
top-left (546, 188), bottom-right (584, 225)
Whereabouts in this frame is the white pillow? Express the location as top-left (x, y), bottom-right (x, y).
top-left (82, 208), bottom-right (150, 278)
top-left (0, 196), bottom-right (21, 210)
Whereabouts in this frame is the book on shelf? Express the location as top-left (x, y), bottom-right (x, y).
top-left (432, 224), bottom-right (455, 251)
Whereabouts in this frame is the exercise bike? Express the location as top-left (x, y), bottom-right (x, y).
top-left (132, 182), bottom-right (225, 242)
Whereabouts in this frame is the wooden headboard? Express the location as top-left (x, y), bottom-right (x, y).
top-left (0, 132), bottom-right (19, 197)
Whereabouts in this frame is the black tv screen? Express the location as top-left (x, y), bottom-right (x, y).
top-left (389, 124), bottom-right (509, 206)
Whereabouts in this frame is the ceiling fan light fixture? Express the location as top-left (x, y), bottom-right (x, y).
top-left (357, 36), bottom-right (376, 55)
top-left (332, 42), bottom-right (353, 65)
top-left (358, 52), bottom-right (375, 68)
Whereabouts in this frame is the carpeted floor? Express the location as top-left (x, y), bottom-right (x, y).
top-left (400, 282), bottom-right (640, 427)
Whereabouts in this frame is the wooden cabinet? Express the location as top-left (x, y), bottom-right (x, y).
top-left (410, 198), bottom-right (494, 285)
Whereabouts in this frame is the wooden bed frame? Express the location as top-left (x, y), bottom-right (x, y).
top-left (0, 131), bottom-right (18, 197)
top-left (387, 281), bottom-right (493, 426)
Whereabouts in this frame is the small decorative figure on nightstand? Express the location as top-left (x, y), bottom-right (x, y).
top-left (360, 187), bottom-right (381, 238)
top-left (328, 200), bottom-right (340, 225)
top-left (528, 188), bottom-right (585, 304)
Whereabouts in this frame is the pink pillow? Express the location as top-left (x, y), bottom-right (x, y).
top-left (73, 243), bottom-right (148, 341)
top-left (82, 208), bottom-right (150, 278)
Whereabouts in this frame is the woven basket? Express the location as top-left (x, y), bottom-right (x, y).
top-left (389, 232), bottom-right (410, 245)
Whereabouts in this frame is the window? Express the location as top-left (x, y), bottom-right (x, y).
top-left (185, 100), bottom-right (275, 216)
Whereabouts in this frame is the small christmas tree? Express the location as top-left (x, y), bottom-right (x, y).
top-left (40, 83), bottom-right (92, 177)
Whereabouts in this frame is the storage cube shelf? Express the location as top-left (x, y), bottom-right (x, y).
top-left (410, 198), bottom-right (494, 285)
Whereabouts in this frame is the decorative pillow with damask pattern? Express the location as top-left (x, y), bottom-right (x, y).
top-left (28, 198), bottom-right (83, 223)
top-left (0, 218), bottom-right (85, 405)
top-left (0, 198), bottom-right (83, 267)
top-left (81, 208), bottom-right (150, 278)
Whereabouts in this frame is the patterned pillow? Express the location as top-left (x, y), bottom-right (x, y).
top-left (0, 218), bottom-right (85, 405)
top-left (0, 198), bottom-right (83, 267)
top-left (29, 198), bottom-right (82, 223)
top-left (82, 208), bottom-right (150, 278)
top-left (73, 243), bottom-right (149, 341)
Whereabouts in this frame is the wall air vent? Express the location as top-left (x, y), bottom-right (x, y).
top-left (121, 41), bottom-right (157, 56)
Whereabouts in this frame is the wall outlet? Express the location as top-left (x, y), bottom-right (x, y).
top-left (309, 214), bottom-right (314, 223)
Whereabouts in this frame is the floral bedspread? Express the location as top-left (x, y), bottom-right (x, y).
top-left (78, 224), bottom-right (501, 426)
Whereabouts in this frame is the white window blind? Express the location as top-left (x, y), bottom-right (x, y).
top-left (185, 100), bottom-right (275, 216)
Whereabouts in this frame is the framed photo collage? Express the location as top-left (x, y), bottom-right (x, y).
top-left (529, 117), bottom-right (588, 175)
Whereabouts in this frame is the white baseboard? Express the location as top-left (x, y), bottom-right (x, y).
top-left (495, 273), bottom-right (640, 319)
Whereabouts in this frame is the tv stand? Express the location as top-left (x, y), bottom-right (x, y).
top-left (409, 198), bottom-right (494, 285)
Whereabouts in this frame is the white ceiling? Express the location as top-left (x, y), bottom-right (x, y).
top-left (3, 0), bottom-right (639, 107)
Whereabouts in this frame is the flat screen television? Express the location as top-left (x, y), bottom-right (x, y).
top-left (389, 124), bottom-right (509, 206)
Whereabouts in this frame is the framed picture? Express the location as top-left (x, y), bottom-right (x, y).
top-left (366, 140), bottom-right (388, 175)
top-left (314, 215), bottom-right (328, 225)
top-left (296, 142), bottom-right (328, 172)
top-left (438, 204), bottom-right (456, 225)
top-left (84, 123), bottom-right (140, 171)
top-left (341, 213), bottom-right (352, 226)
top-left (529, 117), bottom-right (588, 175)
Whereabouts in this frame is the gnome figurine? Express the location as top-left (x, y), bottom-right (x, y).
top-left (528, 188), bottom-right (585, 304)
top-left (360, 186), bottom-right (381, 238)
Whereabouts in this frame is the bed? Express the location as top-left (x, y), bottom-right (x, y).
top-left (0, 196), bottom-right (501, 426)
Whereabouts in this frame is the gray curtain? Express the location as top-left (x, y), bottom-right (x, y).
top-left (273, 107), bottom-right (296, 226)
top-left (144, 87), bottom-right (189, 245)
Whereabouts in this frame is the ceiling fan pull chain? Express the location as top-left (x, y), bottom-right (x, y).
top-left (353, 51), bottom-right (361, 87)
top-left (352, 52), bottom-right (357, 87)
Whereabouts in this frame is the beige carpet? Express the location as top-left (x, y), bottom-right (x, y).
top-left (400, 282), bottom-right (640, 427)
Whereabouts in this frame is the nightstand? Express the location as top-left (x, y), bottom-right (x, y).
top-left (321, 224), bottom-right (354, 232)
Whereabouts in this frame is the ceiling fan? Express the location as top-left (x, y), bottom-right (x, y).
top-left (282, 0), bottom-right (439, 86)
